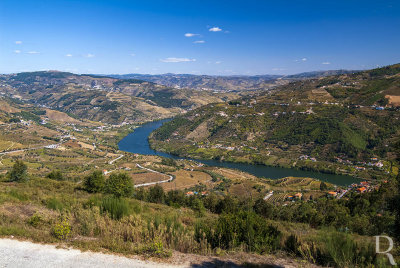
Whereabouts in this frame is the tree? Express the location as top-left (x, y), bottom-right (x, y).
top-left (8, 160), bottom-right (28, 182)
top-left (320, 181), bottom-right (328, 191)
top-left (191, 198), bottom-right (205, 217)
top-left (148, 185), bottom-right (165, 203)
top-left (83, 170), bottom-right (105, 193)
top-left (104, 173), bottom-right (134, 198)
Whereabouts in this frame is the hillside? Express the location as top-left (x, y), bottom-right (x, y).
top-left (149, 64), bottom-right (400, 179)
top-left (109, 70), bottom-right (357, 92)
top-left (0, 71), bottom-right (237, 124)
top-left (0, 89), bottom-right (397, 267)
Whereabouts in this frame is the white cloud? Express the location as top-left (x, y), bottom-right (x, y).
top-left (65, 54), bottom-right (72, 57)
top-left (185, 33), bottom-right (199, 37)
top-left (215, 61), bottom-right (222, 64)
top-left (301, 58), bottom-right (307, 61)
top-left (14, 50), bottom-right (21, 54)
top-left (160, 57), bottom-right (196, 63)
top-left (130, 53), bottom-right (136, 56)
top-left (193, 40), bottom-right (205, 44)
top-left (84, 53), bottom-right (95, 58)
top-left (15, 41), bottom-right (22, 44)
top-left (27, 51), bottom-right (40, 54)
top-left (322, 62), bottom-right (331, 65)
top-left (209, 27), bottom-right (222, 32)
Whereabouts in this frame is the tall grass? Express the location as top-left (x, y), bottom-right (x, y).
top-left (100, 196), bottom-right (130, 220)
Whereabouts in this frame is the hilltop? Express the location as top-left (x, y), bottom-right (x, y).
top-left (150, 64), bottom-right (400, 180)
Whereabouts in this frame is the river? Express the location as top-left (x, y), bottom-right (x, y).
top-left (118, 119), bottom-right (360, 186)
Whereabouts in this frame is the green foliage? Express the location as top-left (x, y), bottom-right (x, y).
top-left (161, 157), bottom-right (177, 167)
top-left (46, 170), bottom-right (64, 181)
top-left (52, 218), bottom-right (71, 240)
top-left (321, 231), bottom-right (376, 267)
top-left (46, 197), bottom-right (64, 211)
top-left (148, 185), bottom-right (165, 203)
top-left (195, 210), bottom-right (281, 253)
top-left (27, 213), bottom-right (43, 228)
top-left (285, 234), bottom-right (301, 255)
top-left (104, 173), bottom-right (134, 198)
top-left (320, 181), bottom-right (328, 191)
top-left (100, 196), bottom-right (130, 220)
top-left (7, 160), bottom-right (28, 182)
top-left (152, 117), bottom-right (190, 141)
top-left (83, 170), bottom-right (105, 193)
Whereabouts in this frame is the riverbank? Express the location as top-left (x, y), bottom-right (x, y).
top-left (118, 119), bottom-right (360, 186)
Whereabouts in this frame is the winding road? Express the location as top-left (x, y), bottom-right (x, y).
top-left (134, 163), bottom-right (174, 188)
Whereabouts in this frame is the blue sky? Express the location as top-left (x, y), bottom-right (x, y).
top-left (1, 0), bottom-right (399, 75)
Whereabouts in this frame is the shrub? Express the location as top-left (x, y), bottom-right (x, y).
top-left (47, 170), bottom-right (64, 181)
top-left (53, 218), bottom-right (71, 240)
top-left (104, 173), bottom-right (134, 198)
top-left (100, 196), bottom-right (130, 220)
top-left (83, 170), bottom-right (105, 193)
top-left (195, 210), bottom-right (281, 253)
top-left (142, 238), bottom-right (172, 258)
top-left (27, 213), bottom-right (42, 227)
top-left (8, 160), bottom-right (28, 182)
top-left (148, 185), bottom-right (165, 204)
top-left (285, 234), bottom-right (301, 255)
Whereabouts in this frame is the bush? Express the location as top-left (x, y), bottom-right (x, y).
top-left (8, 160), bottom-right (28, 182)
top-left (83, 170), bottom-right (105, 193)
top-left (47, 170), bottom-right (64, 181)
top-left (104, 173), bottom-right (134, 198)
top-left (195, 210), bottom-right (281, 253)
top-left (285, 234), bottom-right (301, 255)
top-left (100, 196), bottom-right (130, 220)
top-left (148, 185), bottom-right (165, 204)
top-left (53, 218), bottom-right (71, 240)
top-left (27, 213), bottom-right (42, 227)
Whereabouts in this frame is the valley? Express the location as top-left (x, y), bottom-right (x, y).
top-left (0, 65), bottom-right (399, 267)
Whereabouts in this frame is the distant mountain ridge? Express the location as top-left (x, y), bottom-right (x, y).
top-left (107, 70), bottom-right (358, 91)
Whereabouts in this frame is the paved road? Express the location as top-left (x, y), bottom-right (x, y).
top-left (134, 163), bottom-right (174, 188)
top-left (0, 239), bottom-right (186, 268)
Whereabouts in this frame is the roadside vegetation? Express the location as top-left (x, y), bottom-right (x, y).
top-left (0, 163), bottom-right (398, 267)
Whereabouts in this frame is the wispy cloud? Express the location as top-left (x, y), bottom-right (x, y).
top-left (185, 33), bottom-right (200, 37)
top-left (322, 62), bottom-right (331, 65)
top-left (215, 61), bottom-right (222, 64)
top-left (209, 27), bottom-right (222, 32)
top-left (27, 51), bottom-right (40, 54)
top-left (130, 53), bottom-right (136, 56)
top-left (14, 50), bottom-right (21, 54)
top-left (84, 53), bottom-right (95, 58)
top-left (15, 41), bottom-right (22, 44)
top-left (193, 40), bottom-right (205, 44)
top-left (294, 58), bottom-right (307, 62)
top-left (65, 54), bottom-right (73, 57)
top-left (160, 57), bottom-right (196, 63)
top-left (272, 68), bottom-right (286, 71)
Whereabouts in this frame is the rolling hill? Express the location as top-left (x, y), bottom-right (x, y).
top-left (0, 71), bottom-right (237, 124)
top-left (149, 64), bottom-right (400, 179)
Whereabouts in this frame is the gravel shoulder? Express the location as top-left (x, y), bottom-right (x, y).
top-left (0, 239), bottom-right (187, 268)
